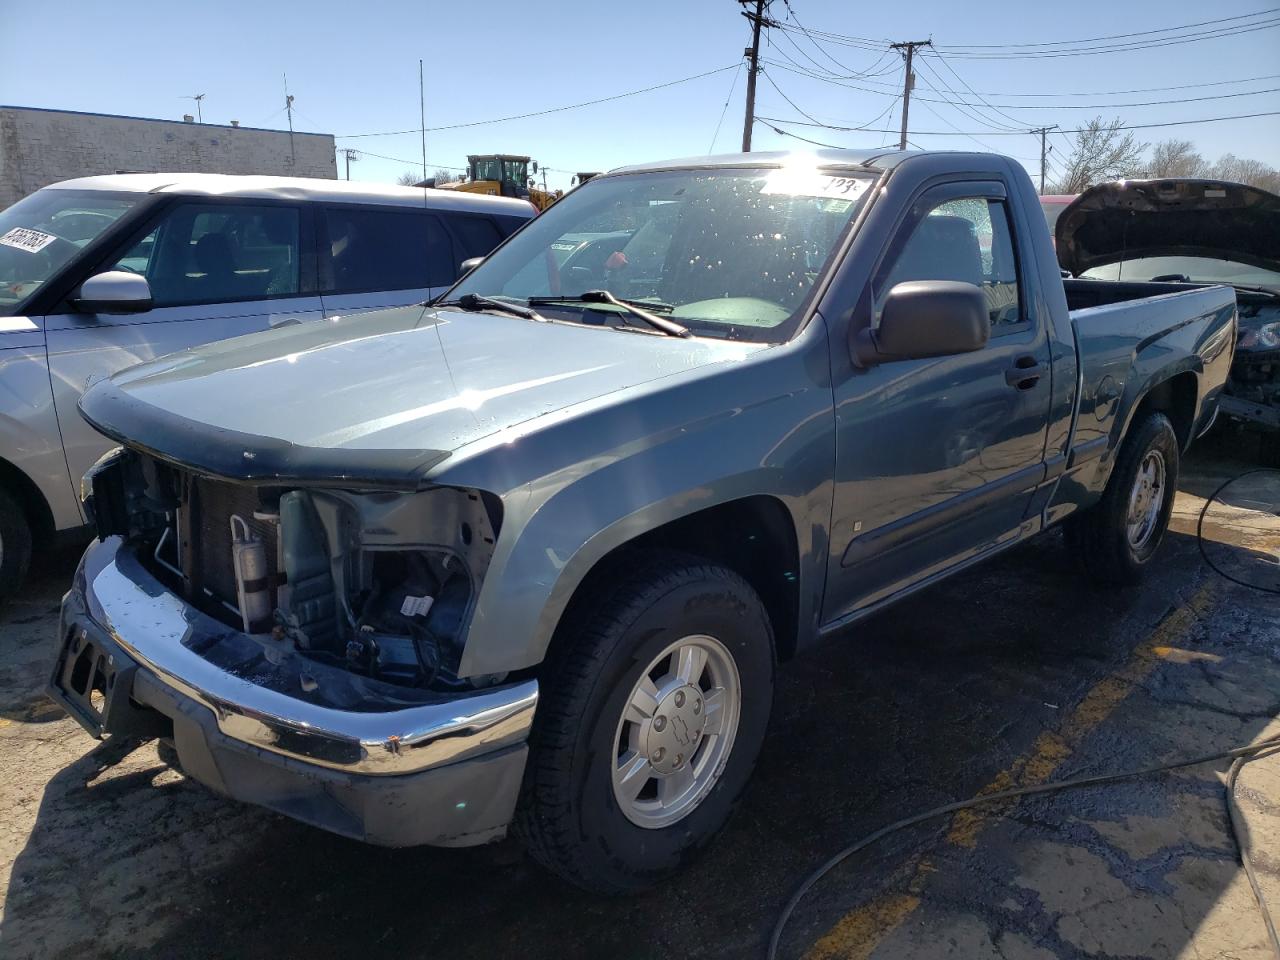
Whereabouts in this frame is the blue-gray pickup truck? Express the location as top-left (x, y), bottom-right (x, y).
top-left (50, 149), bottom-right (1235, 892)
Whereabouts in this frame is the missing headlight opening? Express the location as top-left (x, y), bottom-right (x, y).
top-left (91, 449), bottom-right (501, 693)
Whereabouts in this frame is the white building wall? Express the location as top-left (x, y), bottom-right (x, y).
top-left (0, 106), bottom-right (337, 206)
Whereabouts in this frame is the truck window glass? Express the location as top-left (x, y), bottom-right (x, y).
top-left (0, 189), bottom-right (138, 315)
top-left (323, 208), bottom-right (455, 292)
top-left (449, 167), bottom-right (876, 343)
top-left (116, 203), bottom-right (301, 307)
top-left (881, 197), bottom-right (1022, 332)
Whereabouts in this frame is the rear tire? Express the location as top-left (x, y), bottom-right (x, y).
top-left (516, 551), bottom-right (774, 893)
top-left (1064, 411), bottom-right (1179, 585)
top-left (0, 487), bottom-right (33, 601)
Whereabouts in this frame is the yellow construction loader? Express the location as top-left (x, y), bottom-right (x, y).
top-left (437, 155), bottom-right (560, 211)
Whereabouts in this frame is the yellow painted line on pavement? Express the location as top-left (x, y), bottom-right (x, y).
top-left (803, 582), bottom-right (1216, 960)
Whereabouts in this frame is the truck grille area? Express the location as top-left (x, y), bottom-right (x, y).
top-left (177, 474), bottom-right (280, 623)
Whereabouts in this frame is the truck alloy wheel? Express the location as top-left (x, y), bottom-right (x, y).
top-left (517, 551), bottom-right (774, 892)
top-left (610, 634), bottom-right (742, 829)
top-left (1125, 450), bottom-right (1166, 551)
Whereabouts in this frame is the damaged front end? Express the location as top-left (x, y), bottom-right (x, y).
top-left (54, 443), bottom-right (537, 846)
top-left (82, 446), bottom-right (505, 695)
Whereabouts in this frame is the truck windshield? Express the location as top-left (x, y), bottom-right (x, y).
top-left (0, 189), bottom-right (139, 316)
top-left (447, 166), bottom-right (876, 342)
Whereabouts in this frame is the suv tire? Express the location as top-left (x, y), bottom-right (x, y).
top-left (517, 550), bottom-right (774, 893)
top-left (0, 487), bottom-right (32, 601)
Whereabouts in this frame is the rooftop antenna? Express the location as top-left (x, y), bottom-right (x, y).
top-left (181, 93), bottom-right (205, 123)
top-left (283, 74), bottom-right (296, 164)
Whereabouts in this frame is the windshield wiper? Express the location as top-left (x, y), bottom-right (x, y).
top-left (436, 293), bottom-right (546, 321)
top-left (528, 290), bottom-right (691, 338)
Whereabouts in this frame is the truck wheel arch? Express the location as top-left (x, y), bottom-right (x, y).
top-left (553, 495), bottom-right (802, 662)
top-left (1118, 368), bottom-right (1200, 455)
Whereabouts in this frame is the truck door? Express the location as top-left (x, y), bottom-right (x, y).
top-left (824, 179), bottom-right (1052, 622)
top-left (45, 199), bottom-right (320, 517)
top-left (318, 205), bottom-right (459, 316)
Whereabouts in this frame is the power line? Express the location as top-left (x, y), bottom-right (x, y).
top-left (709, 63), bottom-right (745, 152)
top-left (760, 57), bottom-right (1280, 98)
top-left (757, 108), bottom-right (1280, 137)
top-left (337, 64), bottom-right (738, 139)
top-left (939, 7), bottom-right (1278, 50)
top-left (784, 9), bottom-right (1279, 58)
top-left (937, 16), bottom-right (1280, 59)
top-left (766, 53), bottom-right (1280, 114)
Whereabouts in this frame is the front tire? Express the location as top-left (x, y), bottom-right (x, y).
top-left (0, 487), bottom-right (33, 601)
top-left (1065, 411), bottom-right (1179, 585)
top-left (517, 551), bottom-right (775, 893)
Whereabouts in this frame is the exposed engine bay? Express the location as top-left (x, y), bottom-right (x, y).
top-left (1223, 293), bottom-right (1280, 440)
top-left (86, 447), bottom-right (502, 692)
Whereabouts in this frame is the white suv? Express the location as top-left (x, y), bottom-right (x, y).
top-left (0, 173), bottom-right (534, 595)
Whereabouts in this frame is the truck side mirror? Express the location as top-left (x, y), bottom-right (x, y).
top-left (852, 280), bottom-right (989, 366)
top-left (458, 256), bottom-right (485, 278)
top-left (72, 271), bottom-right (153, 315)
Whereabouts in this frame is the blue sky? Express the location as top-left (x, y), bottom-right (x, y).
top-left (2, 0), bottom-right (1277, 191)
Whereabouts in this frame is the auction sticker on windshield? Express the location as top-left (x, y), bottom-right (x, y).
top-left (0, 227), bottom-right (59, 254)
top-left (759, 171), bottom-right (871, 208)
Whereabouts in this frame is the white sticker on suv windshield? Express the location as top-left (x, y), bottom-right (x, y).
top-left (0, 227), bottom-right (58, 254)
top-left (760, 171), bottom-right (870, 203)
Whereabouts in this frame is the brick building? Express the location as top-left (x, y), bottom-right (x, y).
top-left (0, 105), bottom-right (336, 207)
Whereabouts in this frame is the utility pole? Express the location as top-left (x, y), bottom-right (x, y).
top-left (283, 75), bottom-right (296, 165)
top-left (419, 59), bottom-right (427, 183)
top-left (344, 148), bottom-right (359, 181)
top-left (1031, 125), bottom-right (1058, 194)
top-left (739, 0), bottom-right (772, 152)
top-left (890, 39), bottom-right (931, 151)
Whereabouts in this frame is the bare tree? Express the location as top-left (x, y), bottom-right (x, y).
top-left (396, 170), bottom-right (422, 187)
top-left (430, 167), bottom-right (461, 185)
top-left (1051, 117), bottom-right (1147, 194)
top-left (1146, 139), bottom-right (1208, 179)
top-left (1209, 154), bottom-right (1280, 194)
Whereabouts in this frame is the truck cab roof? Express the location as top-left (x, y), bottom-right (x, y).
top-left (605, 148), bottom-right (1009, 177)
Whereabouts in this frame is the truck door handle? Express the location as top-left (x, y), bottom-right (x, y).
top-left (1006, 356), bottom-right (1047, 389)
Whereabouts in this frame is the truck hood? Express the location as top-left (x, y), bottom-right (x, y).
top-left (1056, 178), bottom-right (1280, 277)
top-left (80, 304), bottom-right (763, 489)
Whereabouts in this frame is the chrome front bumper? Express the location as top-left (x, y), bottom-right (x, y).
top-left (58, 538), bottom-right (538, 778)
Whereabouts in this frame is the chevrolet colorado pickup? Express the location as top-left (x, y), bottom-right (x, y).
top-left (50, 149), bottom-right (1236, 892)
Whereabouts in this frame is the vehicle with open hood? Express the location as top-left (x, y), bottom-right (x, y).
top-left (50, 149), bottom-right (1234, 892)
top-left (1056, 178), bottom-right (1280, 460)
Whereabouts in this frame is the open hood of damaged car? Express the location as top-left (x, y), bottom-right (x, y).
top-left (79, 304), bottom-right (761, 490)
top-left (1055, 178), bottom-right (1280, 278)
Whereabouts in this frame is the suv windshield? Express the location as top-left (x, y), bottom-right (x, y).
top-left (0, 189), bottom-right (140, 315)
top-left (447, 166), bottom-right (876, 342)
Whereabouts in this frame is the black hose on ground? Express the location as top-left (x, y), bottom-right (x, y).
top-left (1196, 466), bottom-right (1280, 595)
top-left (770, 467), bottom-right (1280, 960)
top-left (767, 736), bottom-right (1280, 960)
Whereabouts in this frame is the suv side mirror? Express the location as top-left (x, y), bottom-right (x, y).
top-left (72, 271), bottom-right (153, 314)
top-left (458, 256), bottom-right (485, 278)
top-left (852, 280), bottom-right (989, 366)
